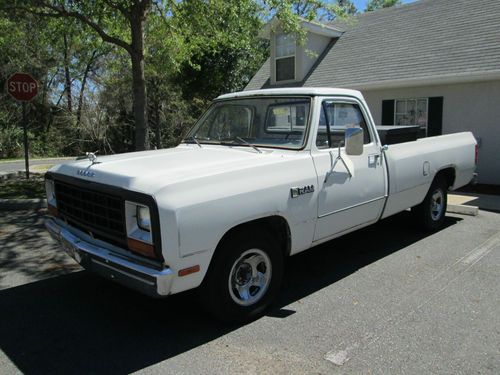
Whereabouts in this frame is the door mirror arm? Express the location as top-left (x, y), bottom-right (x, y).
top-left (324, 141), bottom-right (352, 182)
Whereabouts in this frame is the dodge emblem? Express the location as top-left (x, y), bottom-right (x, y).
top-left (77, 169), bottom-right (95, 178)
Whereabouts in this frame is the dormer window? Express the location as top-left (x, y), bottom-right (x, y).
top-left (275, 33), bottom-right (296, 82)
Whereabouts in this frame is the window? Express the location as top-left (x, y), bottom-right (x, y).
top-left (196, 105), bottom-right (253, 140)
top-left (186, 97), bottom-right (311, 150)
top-left (394, 98), bottom-right (428, 132)
top-left (275, 33), bottom-right (295, 82)
top-left (316, 101), bottom-right (371, 149)
top-left (266, 102), bottom-right (308, 132)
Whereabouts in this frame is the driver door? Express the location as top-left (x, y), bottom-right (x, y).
top-left (312, 98), bottom-right (386, 241)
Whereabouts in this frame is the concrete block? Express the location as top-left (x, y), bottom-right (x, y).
top-left (447, 204), bottom-right (479, 216)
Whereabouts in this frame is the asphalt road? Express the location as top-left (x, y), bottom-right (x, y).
top-left (0, 158), bottom-right (73, 172)
top-left (0, 209), bottom-right (499, 374)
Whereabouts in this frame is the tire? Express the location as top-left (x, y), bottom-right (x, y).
top-left (200, 228), bottom-right (284, 322)
top-left (411, 176), bottom-right (448, 231)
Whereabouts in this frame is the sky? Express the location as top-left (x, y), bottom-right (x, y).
top-left (352, 0), bottom-right (416, 12)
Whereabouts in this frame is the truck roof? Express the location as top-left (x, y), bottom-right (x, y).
top-left (216, 87), bottom-right (363, 100)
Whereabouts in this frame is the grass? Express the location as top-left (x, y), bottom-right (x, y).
top-left (0, 156), bottom-right (73, 164)
top-left (31, 164), bottom-right (54, 172)
top-left (0, 175), bottom-right (46, 199)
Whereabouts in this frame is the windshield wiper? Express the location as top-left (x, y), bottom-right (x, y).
top-left (222, 136), bottom-right (262, 153)
top-left (183, 136), bottom-right (202, 148)
top-left (236, 137), bottom-right (262, 153)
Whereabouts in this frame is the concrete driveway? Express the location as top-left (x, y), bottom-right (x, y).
top-left (0, 209), bottom-right (499, 374)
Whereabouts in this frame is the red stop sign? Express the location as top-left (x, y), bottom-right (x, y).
top-left (6, 73), bottom-right (39, 102)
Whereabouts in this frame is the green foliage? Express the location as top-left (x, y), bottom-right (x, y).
top-left (173, 0), bottom-right (268, 100)
top-left (337, 0), bottom-right (357, 15)
top-left (365, 0), bottom-right (401, 12)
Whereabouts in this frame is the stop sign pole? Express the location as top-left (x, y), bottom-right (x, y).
top-left (6, 73), bottom-right (39, 179)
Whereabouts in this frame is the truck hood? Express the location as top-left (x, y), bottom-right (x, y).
top-left (49, 144), bottom-right (299, 194)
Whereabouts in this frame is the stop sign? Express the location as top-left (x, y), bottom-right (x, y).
top-left (6, 73), bottom-right (39, 102)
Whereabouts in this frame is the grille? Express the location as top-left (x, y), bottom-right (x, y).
top-left (54, 180), bottom-right (126, 243)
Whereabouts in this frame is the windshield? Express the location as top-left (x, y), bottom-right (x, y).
top-left (184, 97), bottom-right (311, 150)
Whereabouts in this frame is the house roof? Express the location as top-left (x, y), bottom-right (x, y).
top-left (246, 0), bottom-right (500, 91)
top-left (259, 17), bottom-right (343, 39)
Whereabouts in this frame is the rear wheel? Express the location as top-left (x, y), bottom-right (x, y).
top-left (200, 229), bottom-right (283, 322)
top-left (412, 176), bottom-right (448, 231)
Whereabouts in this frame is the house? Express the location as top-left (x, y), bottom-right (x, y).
top-left (245, 0), bottom-right (500, 185)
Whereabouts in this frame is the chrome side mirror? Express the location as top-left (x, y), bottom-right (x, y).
top-left (345, 127), bottom-right (363, 156)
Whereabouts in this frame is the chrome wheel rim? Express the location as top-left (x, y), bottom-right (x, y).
top-left (228, 249), bottom-right (272, 306)
top-left (430, 189), bottom-right (444, 221)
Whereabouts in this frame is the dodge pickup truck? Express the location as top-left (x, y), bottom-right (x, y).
top-left (45, 88), bottom-right (477, 320)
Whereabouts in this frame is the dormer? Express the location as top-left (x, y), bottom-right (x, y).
top-left (260, 18), bottom-right (343, 85)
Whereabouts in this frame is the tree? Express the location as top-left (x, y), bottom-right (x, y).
top-left (365, 0), bottom-right (401, 12)
top-left (337, 0), bottom-right (357, 16)
top-left (7, 0), bottom-right (154, 151)
top-left (173, 0), bottom-right (267, 101)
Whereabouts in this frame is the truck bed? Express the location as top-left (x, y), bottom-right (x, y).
top-left (381, 132), bottom-right (477, 218)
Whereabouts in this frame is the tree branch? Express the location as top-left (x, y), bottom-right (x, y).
top-left (13, 3), bottom-right (133, 54)
top-left (103, 0), bottom-right (130, 19)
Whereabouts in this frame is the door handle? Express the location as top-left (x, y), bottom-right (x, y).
top-left (368, 154), bottom-right (381, 166)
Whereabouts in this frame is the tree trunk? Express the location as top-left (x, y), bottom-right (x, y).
top-left (63, 34), bottom-right (72, 112)
top-left (155, 101), bottom-right (161, 149)
top-left (77, 50), bottom-right (97, 127)
top-left (130, 6), bottom-right (149, 151)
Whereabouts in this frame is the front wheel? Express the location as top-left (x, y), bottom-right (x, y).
top-left (200, 230), bottom-right (283, 322)
top-left (411, 176), bottom-right (448, 231)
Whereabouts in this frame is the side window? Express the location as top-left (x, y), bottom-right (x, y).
top-left (316, 101), bottom-right (371, 149)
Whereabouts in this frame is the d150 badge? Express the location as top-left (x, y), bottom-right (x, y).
top-left (290, 185), bottom-right (315, 198)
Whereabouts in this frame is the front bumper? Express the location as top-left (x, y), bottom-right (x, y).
top-left (45, 218), bottom-right (173, 297)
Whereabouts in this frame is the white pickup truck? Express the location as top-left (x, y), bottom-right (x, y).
top-left (45, 88), bottom-right (477, 320)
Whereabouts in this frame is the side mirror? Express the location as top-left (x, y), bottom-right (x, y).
top-left (345, 127), bottom-right (363, 156)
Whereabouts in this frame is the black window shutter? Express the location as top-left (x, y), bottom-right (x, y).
top-left (381, 100), bottom-right (395, 125)
top-left (427, 97), bottom-right (444, 136)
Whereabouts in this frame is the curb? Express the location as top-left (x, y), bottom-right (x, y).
top-left (0, 198), bottom-right (47, 211)
top-left (0, 171), bottom-right (19, 181)
top-left (0, 170), bottom-right (45, 181)
top-left (446, 204), bottom-right (479, 216)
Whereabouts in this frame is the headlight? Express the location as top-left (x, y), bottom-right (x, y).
top-left (125, 201), bottom-right (155, 258)
top-left (45, 179), bottom-right (57, 207)
top-left (136, 205), bottom-right (151, 232)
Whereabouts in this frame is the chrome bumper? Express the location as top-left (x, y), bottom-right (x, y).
top-left (45, 218), bottom-right (173, 297)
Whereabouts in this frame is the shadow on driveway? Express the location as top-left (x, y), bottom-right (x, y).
top-left (0, 212), bottom-right (461, 374)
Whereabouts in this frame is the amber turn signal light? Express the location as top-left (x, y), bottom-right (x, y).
top-left (127, 238), bottom-right (156, 258)
top-left (178, 265), bottom-right (200, 277)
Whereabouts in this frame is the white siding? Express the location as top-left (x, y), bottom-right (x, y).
top-left (297, 32), bottom-right (331, 82)
top-left (362, 80), bottom-right (500, 185)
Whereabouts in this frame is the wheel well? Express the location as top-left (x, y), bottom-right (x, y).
top-left (218, 216), bottom-right (291, 258)
top-left (435, 167), bottom-right (456, 188)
